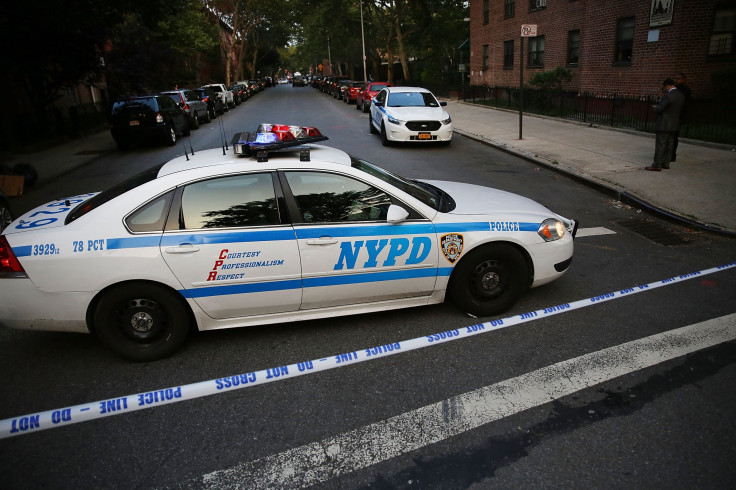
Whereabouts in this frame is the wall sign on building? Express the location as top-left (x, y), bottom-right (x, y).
top-left (650, 0), bottom-right (675, 27)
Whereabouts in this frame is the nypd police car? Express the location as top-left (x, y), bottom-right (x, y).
top-left (369, 87), bottom-right (452, 145)
top-left (0, 125), bottom-right (577, 361)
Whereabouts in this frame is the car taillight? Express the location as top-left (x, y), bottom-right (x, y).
top-left (0, 236), bottom-right (27, 277)
top-left (184, 103), bottom-right (190, 110)
top-left (156, 113), bottom-right (164, 123)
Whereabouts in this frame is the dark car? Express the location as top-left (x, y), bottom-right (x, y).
top-left (161, 89), bottom-right (210, 129)
top-left (332, 78), bottom-right (352, 99)
top-left (194, 87), bottom-right (223, 119)
top-left (292, 75), bottom-right (306, 87)
top-left (110, 95), bottom-right (189, 150)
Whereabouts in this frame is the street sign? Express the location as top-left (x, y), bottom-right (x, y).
top-left (521, 24), bottom-right (538, 37)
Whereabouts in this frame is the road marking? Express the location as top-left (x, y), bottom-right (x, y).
top-left (1, 262), bottom-right (734, 439)
top-left (189, 314), bottom-right (736, 489)
top-left (576, 227), bottom-right (616, 237)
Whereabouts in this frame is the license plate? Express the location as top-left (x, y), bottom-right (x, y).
top-left (129, 120), bottom-right (140, 126)
top-left (417, 132), bottom-right (431, 140)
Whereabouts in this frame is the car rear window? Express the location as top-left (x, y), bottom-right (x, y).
top-left (112, 98), bottom-right (157, 114)
top-left (65, 165), bottom-right (165, 224)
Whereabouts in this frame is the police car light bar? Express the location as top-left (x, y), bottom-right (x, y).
top-left (232, 124), bottom-right (328, 161)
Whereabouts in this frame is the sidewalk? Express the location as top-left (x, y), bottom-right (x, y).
top-left (2, 102), bottom-right (736, 235)
top-left (446, 100), bottom-right (736, 235)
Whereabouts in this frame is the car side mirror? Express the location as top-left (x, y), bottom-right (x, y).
top-left (373, 100), bottom-right (384, 107)
top-left (387, 204), bottom-right (409, 223)
top-left (440, 101), bottom-right (447, 106)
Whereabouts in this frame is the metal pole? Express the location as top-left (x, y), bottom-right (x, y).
top-left (519, 36), bottom-right (524, 140)
top-left (360, 0), bottom-right (368, 83)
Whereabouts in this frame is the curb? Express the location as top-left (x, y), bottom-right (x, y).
top-left (453, 128), bottom-right (736, 238)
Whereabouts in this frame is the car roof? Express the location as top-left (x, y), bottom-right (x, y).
top-left (157, 144), bottom-right (353, 178)
top-left (385, 86), bottom-right (430, 93)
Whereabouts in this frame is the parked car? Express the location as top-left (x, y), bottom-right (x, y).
top-left (332, 78), bottom-right (353, 99)
top-left (202, 83), bottom-right (234, 109)
top-left (229, 84), bottom-right (247, 104)
top-left (344, 81), bottom-right (367, 104)
top-left (109, 95), bottom-right (190, 150)
top-left (161, 89), bottom-right (210, 129)
top-left (357, 81), bottom-right (392, 112)
top-left (194, 87), bottom-right (223, 119)
top-left (369, 86), bottom-right (452, 145)
top-left (292, 75), bottom-right (306, 87)
top-left (0, 124), bottom-right (576, 361)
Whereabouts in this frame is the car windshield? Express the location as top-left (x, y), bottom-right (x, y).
top-left (350, 156), bottom-right (454, 212)
top-left (65, 165), bottom-right (165, 224)
top-left (387, 91), bottom-right (439, 108)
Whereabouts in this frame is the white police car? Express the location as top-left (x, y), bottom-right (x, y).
top-left (369, 87), bottom-right (453, 145)
top-left (0, 125), bottom-right (576, 361)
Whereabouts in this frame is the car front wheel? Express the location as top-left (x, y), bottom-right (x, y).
top-left (93, 282), bottom-right (192, 362)
top-left (448, 243), bottom-right (529, 317)
top-left (369, 115), bottom-right (377, 134)
top-left (380, 122), bottom-right (391, 146)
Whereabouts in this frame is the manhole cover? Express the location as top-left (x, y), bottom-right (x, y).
top-left (616, 219), bottom-right (691, 246)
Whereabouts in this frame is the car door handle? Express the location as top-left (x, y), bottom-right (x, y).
top-left (165, 244), bottom-right (201, 254)
top-left (306, 238), bottom-right (338, 245)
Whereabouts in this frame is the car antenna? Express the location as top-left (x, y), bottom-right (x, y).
top-left (217, 111), bottom-right (229, 154)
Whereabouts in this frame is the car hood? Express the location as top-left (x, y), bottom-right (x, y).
top-left (420, 180), bottom-right (556, 217)
top-left (385, 106), bottom-right (449, 121)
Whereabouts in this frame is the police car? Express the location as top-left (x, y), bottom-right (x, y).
top-left (369, 87), bottom-right (453, 145)
top-left (0, 125), bottom-right (577, 361)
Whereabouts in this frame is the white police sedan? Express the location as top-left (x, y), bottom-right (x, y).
top-left (0, 125), bottom-right (576, 361)
top-left (369, 87), bottom-right (453, 145)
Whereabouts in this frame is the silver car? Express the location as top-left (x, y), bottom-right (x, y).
top-left (161, 89), bottom-right (211, 129)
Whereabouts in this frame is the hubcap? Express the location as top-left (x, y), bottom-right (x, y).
top-left (131, 311), bottom-right (154, 332)
top-left (481, 271), bottom-right (501, 291)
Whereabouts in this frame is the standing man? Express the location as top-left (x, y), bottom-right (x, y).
top-left (646, 78), bottom-right (685, 172)
top-left (672, 72), bottom-right (691, 162)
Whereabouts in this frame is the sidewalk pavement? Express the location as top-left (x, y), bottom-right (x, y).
top-left (2, 101), bottom-right (735, 235)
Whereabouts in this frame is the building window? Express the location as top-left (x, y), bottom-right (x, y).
top-left (568, 30), bottom-right (580, 65)
top-left (483, 44), bottom-right (490, 70)
top-left (709, 7), bottom-right (735, 56)
top-left (484, 0), bottom-right (490, 25)
top-left (530, 0), bottom-right (546, 10)
top-left (504, 40), bottom-right (514, 68)
top-left (528, 36), bottom-right (545, 67)
top-left (505, 0), bottom-right (515, 19)
top-left (614, 17), bottom-right (635, 64)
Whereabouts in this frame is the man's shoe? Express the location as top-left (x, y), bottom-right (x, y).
top-left (645, 166), bottom-right (661, 171)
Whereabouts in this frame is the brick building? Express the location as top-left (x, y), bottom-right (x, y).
top-left (469, 0), bottom-right (736, 98)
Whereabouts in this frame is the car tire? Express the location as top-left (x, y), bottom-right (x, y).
top-left (190, 113), bottom-right (200, 130)
top-left (369, 115), bottom-right (377, 134)
top-left (165, 124), bottom-right (177, 146)
top-left (356, 100), bottom-right (362, 110)
top-left (0, 196), bottom-right (13, 233)
top-left (93, 282), bottom-right (192, 362)
top-left (448, 243), bottom-right (529, 317)
top-left (380, 123), bottom-right (391, 146)
top-left (203, 110), bottom-right (211, 123)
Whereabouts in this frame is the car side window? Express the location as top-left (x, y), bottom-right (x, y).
top-left (375, 90), bottom-right (387, 104)
top-left (180, 173), bottom-right (279, 229)
top-left (285, 171), bottom-right (392, 223)
top-left (158, 96), bottom-right (174, 110)
top-left (126, 191), bottom-right (175, 233)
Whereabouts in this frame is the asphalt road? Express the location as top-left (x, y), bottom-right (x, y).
top-left (1, 84), bottom-right (735, 489)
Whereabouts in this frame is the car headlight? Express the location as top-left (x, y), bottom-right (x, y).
top-left (441, 116), bottom-right (452, 125)
top-left (538, 218), bottom-right (566, 241)
top-left (387, 115), bottom-right (401, 125)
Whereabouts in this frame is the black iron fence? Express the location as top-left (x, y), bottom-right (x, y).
top-left (1, 102), bottom-right (110, 154)
top-left (459, 85), bottom-right (736, 145)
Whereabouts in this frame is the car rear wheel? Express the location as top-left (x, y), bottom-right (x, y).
top-left (448, 243), bottom-right (529, 317)
top-left (165, 124), bottom-right (177, 146)
top-left (190, 113), bottom-right (200, 130)
top-left (203, 109), bottom-right (211, 123)
top-left (93, 282), bottom-right (192, 362)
